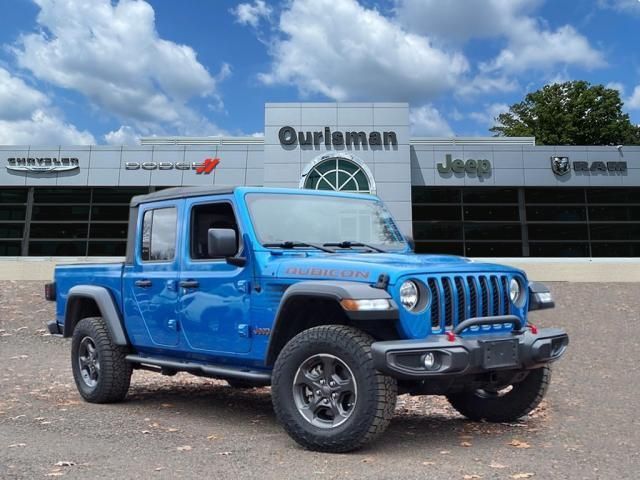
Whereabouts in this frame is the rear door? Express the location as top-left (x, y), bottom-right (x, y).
top-left (178, 196), bottom-right (252, 354)
top-left (122, 200), bottom-right (182, 348)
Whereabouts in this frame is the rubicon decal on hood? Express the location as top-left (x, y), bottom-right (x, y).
top-left (285, 267), bottom-right (370, 279)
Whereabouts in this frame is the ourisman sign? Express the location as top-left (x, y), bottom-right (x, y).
top-left (279, 126), bottom-right (398, 147)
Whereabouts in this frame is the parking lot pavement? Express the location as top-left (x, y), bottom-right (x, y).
top-left (1, 281), bottom-right (639, 479)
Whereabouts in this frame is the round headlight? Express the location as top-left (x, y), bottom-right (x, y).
top-left (509, 278), bottom-right (522, 304)
top-left (400, 280), bottom-right (419, 311)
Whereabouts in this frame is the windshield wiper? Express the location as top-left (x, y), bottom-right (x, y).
top-left (323, 241), bottom-right (386, 253)
top-left (263, 241), bottom-right (336, 253)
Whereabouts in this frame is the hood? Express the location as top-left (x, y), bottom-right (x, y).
top-left (262, 252), bottom-right (523, 285)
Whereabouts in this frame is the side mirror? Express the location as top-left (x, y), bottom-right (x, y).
top-left (208, 228), bottom-right (237, 258)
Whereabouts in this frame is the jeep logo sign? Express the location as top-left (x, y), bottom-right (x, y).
top-left (437, 154), bottom-right (491, 176)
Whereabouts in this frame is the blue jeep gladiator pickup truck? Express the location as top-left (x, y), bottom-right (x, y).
top-left (45, 186), bottom-right (568, 452)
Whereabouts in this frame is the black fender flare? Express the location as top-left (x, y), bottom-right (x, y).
top-left (63, 285), bottom-right (129, 346)
top-left (265, 281), bottom-right (398, 365)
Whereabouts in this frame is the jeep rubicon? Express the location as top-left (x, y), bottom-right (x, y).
top-left (46, 186), bottom-right (568, 452)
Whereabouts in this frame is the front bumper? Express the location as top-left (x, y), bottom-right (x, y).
top-left (371, 320), bottom-right (568, 380)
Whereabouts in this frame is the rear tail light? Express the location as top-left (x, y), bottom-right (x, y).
top-left (45, 282), bottom-right (56, 301)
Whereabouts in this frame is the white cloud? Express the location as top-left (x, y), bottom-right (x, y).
top-left (410, 105), bottom-right (454, 136)
top-left (395, 0), bottom-right (540, 44)
top-left (0, 110), bottom-right (95, 144)
top-left (0, 66), bottom-right (95, 144)
top-left (627, 85), bottom-right (640, 110)
top-left (258, 0), bottom-right (468, 101)
top-left (13, 0), bottom-right (226, 135)
top-left (395, 0), bottom-right (605, 79)
top-left (231, 0), bottom-right (272, 27)
top-left (0, 68), bottom-right (49, 120)
top-left (598, 0), bottom-right (640, 14)
top-left (607, 82), bottom-right (625, 96)
top-left (104, 125), bottom-right (139, 145)
top-left (483, 22), bottom-right (606, 73)
top-left (468, 103), bottom-right (509, 126)
top-left (457, 74), bottom-right (519, 97)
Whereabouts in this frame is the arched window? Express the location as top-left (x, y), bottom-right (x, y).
top-left (302, 156), bottom-right (373, 194)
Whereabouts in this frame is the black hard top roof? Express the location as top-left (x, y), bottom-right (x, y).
top-left (130, 186), bottom-right (236, 207)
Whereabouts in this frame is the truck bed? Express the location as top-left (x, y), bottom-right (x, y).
top-left (54, 262), bottom-right (125, 327)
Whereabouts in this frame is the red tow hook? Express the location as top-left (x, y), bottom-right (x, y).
top-left (445, 331), bottom-right (456, 342)
top-left (527, 323), bottom-right (538, 334)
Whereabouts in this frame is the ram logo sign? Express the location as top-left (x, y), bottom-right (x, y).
top-left (551, 156), bottom-right (571, 176)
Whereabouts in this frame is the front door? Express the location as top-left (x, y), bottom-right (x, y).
top-left (122, 201), bottom-right (181, 348)
top-left (178, 197), bottom-right (252, 354)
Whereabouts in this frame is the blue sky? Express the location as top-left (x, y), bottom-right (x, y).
top-left (0, 0), bottom-right (639, 144)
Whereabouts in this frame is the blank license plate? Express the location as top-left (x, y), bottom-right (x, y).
top-left (482, 339), bottom-right (519, 369)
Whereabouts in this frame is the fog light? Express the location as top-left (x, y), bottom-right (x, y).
top-left (423, 352), bottom-right (436, 370)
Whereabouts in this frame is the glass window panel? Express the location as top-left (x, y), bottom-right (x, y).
top-left (89, 223), bottom-right (128, 239)
top-left (414, 242), bottom-right (464, 256)
top-left (141, 208), bottom-right (177, 262)
top-left (28, 241), bottom-right (86, 256)
top-left (590, 223), bottom-right (640, 241)
top-left (526, 205), bottom-right (586, 221)
top-left (525, 188), bottom-right (585, 203)
top-left (91, 205), bottom-right (129, 221)
top-left (464, 223), bottom-right (522, 240)
top-left (463, 188), bottom-right (518, 204)
top-left (0, 206), bottom-right (26, 221)
top-left (413, 222), bottom-right (463, 240)
top-left (591, 243), bottom-right (640, 257)
top-left (0, 241), bottom-right (21, 255)
top-left (413, 205), bottom-right (461, 221)
top-left (527, 223), bottom-right (589, 241)
top-left (33, 188), bottom-right (91, 203)
top-left (32, 205), bottom-right (89, 221)
top-left (92, 187), bottom-right (149, 204)
top-left (412, 187), bottom-right (461, 204)
top-left (0, 223), bottom-right (24, 239)
top-left (586, 188), bottom-right (640, 204)
top-left (339, 159), bottom-right (359, 174)
top-left (465, 243), bottom-right (523, 257)
top-left (464, 206), bottom-right (520, 221)
top-left (0, 188), bottom-right (27, 203)
top-left (88, 241), bottom-right (126, 256)
top-left (529, 242), bottom-right (589, 257)
top-left (588, 206), bottom-right (640, 221)
top-left (30, 223), bottom-right (88, 239)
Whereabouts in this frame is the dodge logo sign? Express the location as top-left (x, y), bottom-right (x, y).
top-left (551, 156), bottom-right (570, 176)
top-left (7, 157), bottom-right (79, 173)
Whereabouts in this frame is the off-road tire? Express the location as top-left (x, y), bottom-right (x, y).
top-left (271, 325), bottom-right (397, 452)
top-left (446, 366), bottom-right (551, 422)
top-left (71, 317), bottom-right (132, 403)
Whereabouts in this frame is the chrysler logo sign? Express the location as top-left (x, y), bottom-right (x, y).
top-left (7, 157), bottom-right (79, 173)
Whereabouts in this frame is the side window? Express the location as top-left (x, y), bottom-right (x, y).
top-left (190, 202), bottom-right (239, 260)
top-left (141, 207), bottom-right (177, 262)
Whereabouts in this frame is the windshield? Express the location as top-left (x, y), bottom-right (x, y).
top-left (246, 193), bottom-right (406, 251)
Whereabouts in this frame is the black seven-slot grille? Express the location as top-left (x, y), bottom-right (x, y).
top-left (427, 274), bottom-right (512, 333)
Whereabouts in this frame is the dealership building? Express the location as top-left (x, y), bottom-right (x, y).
top-left (1, 102), bottom-right (639, 259)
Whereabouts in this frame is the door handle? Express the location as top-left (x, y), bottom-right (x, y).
top-left (179, 280), bottom-right (200, 289)
top-left (135, 279), bottom-right (152, 288)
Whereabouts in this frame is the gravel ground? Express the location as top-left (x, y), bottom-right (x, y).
top-left (1, 281), bottom-right (639, 479)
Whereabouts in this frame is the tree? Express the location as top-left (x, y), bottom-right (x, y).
top-left (490, 81), bottom-right (640, 145)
